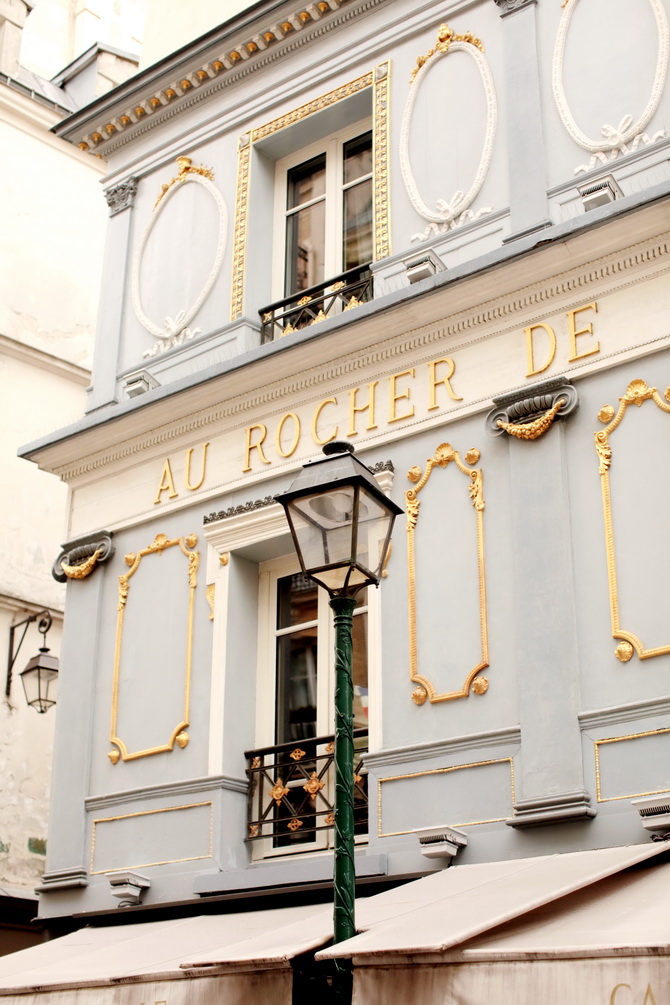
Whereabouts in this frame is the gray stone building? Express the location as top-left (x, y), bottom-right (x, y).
top-left (2, 0), bottom-right (670, 1000)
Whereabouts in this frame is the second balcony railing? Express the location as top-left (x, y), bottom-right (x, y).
top-left (259, 265), bottom-right (372, 344)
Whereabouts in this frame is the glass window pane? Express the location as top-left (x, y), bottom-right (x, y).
top-left (352, 611), bottom-right (368, 729)
top-left (276, 627), bottom-right (318, 744)
top-left (343, 132), bottom-right (372, 185)
top-left (277, 573), bottom-right (318, 629)
top-left (287, 154), bottom-right (326, 209)
top-left (343, 179), bottom-right (372, 270)
top-left (285, 201), bottom-right (326, 295)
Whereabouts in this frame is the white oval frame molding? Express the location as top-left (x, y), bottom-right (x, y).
top-left (400, 32), bottom-right (497, 225)
top-left (131, 162), bottom-right (228, 343)
top-left (552, 0), bottom-right (669, 154)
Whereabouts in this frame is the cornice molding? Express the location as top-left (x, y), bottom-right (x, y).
top-left (365, 726), bottom-right (521, 770)
top-left (85, 773), bottom-right (247, 812)
top-left (64, 0), bottom-right (388, 157)
top-left (580, 695), bottom-right (670, 731)
top-left (49, 228), bottom-right (670, 482)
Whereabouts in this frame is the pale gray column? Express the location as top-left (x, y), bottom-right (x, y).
top-left (494, 0), bottom-right (552, 241)
top-left (488, 379), bottom-right (595, 826)
top-left (37, 545), bottom-right (110, 893)
top-left (86, 179), bottom-right (137, 413)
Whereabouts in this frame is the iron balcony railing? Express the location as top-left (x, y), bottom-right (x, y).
top-left (245, 729), bottom-right (368, 847)
top-left (259, 264), bottom-right (372, 344)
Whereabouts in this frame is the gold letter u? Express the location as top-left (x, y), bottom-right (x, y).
top-left (185, 442), bottom-right (209, 491)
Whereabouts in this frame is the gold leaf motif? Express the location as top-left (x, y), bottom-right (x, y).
top-left (407, 465), bottom-right (422, 483)
top-left (310, 309), bottom-right (327, 325)
top-left (598, 404), bottom-right (615, 423)
top-left (594, 430), bottom-right (612, 474)
top-left (248, 824), bottom-right (259, 838)
top-left (411, 686), bottom-right (428, 705)
top-left (303, 772), bottom-right (325, 795)
top-left (465, 448), bottom-right (480, 465)
top-left (623, 379), bottom-right (652, 405)
top-left (206, 583), bottom-right (215, 621)
top-left (124, 553), bottom-right (135, 567)
top-left (290, 747), bottom-right (306, 761)
top-left (108, 749), bottom-right (120, 764)
top-left (175, 731), bottom-right (189, 748)
top-left (324, 742), bottom-right (334, 754)
top-left (344, 295), bottom-right (361, 311)
top-left (297, 295), bottom-right (312, 306)
top-left (287, 818), bottom-right (303, 831)
top-left (251, 756), bottom-right (261, 769)
top-left (496, 398), bottom-right (565, 440)
top-left (271, 779), bottom-right (289, 804)
top-left (60, 547), bottom-right (104, 580)
top-left (154, 158), bottom-right (216, 208)
top-left (353, 772), bottom-right (362, 785)
top-left (615, 641), bottom-right (634, 663)
top-left (324, 813), bottom-right (335, 826)
top-left (411, 23), bottom-right (484, 82)
top-left (472, 676), bottom-right (489, 695)
top-left (435, 442), bottom-right (456, 466)
top-left (185, 533), bottom-right (198, 549)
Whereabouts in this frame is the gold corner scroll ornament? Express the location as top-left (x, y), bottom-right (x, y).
top-left (411, 23), bottom-right (484, 82)
top-left (109, 533), bottom-right (199, 763)
top-left (60, 547), bottom-right (104, 580)
top-left (595, 379), bottom-right (670, 663)
top-left (154, 156), bottom-right (215, 208)
top-left (497, 397), bottom-right (566, 440)
top-left (406, 443), bottom-right (489, 704)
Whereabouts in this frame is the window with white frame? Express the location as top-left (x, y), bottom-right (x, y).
top-left (273, 119), bottom-right (373, 299)
top-left (252, 554), bottom-right (370, 856)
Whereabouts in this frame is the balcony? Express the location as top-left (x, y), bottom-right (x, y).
top-left (259, 265), bottom-right (372, 344)
top-left (245, 729), bottom-right (368, 849)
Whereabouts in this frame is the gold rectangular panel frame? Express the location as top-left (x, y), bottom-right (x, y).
top-left (230, 63), bottom-right (391, 321)
top-left (594, 727), bottom-right (670, 803)
top-left (90, 801), bottom-right (213, 874)
top-left (405, 442), bottom-right (489, 705)
top-left (377, 757), bottom-right (515, 836)
top-left (109, 533), bottom-right (199, 763)
top-left (595, 379), bottom-right (670, 664)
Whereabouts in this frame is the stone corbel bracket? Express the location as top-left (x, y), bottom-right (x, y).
top-left (52, 531), bottom-right (114, 583)
top-left (486, 377), bottom-right (578, 440)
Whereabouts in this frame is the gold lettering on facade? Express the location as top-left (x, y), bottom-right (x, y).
top-left (184, 442), bottom-right (209, 491)
top-left (276, 412), bottom-right (301, 458)
top-left (567, 301), bottom-right (599, 361)
top-left (643, 985), bottom-right (658, 1005)
top-left (311, 397), bottom-right (339, 445)
top-left (610, 985), bottom-right (632, 1004)
top-left (154, 459), bottom-right (179, 504)
top-left (348, 381), bottom-right (378, 436)
top-left (428, 357), bottom-right (462, 408)
top-left (525, 322), bottom-right (557, 377)
top-left (243, 423), bottom-right (271, 472)
top-left (389, 368), bottom-right (416, 423)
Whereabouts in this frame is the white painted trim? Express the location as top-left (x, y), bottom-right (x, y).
top-left (399, 41), bottom-right (497, 224)
top-left (131, 170), bottom-right (228, 341)
top-left (272, 117), bottom-right (373, 301)
top-left (552, 0), bottom-right (669, 154)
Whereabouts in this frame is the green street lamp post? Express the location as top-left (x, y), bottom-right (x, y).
top-left (275, 441), bottom-right (402, 1001)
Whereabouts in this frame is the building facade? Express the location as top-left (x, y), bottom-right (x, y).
top-left (3, 0), bottom-right (670, 999)
top-left (0, 0), bottom-right (145, 954)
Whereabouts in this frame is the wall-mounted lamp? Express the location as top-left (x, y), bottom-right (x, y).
top-left (6, 611), bottom-right (59, 713)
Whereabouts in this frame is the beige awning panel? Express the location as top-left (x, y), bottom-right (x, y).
top-left (318, 843), bottom-right (669, 960)
top-left (0, 904), bottom-right (332, 1003)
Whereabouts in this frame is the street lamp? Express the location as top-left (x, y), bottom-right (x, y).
top-left (275, 441), bottom-right (402, 1000)
top-left (6, 611), bottom-right (59, 713)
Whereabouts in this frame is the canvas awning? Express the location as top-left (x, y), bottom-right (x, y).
top-left (0, 903), bottom-right (333, 1005)
top-left (317, 843), bottom-right (670, 1005)
top-left (2, 844), bottom-right (669, 1004)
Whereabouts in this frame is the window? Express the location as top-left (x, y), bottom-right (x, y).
top-left (274, 120), bottom-right (373, 300)
top-left (251, 555), bottom-right (370, 856)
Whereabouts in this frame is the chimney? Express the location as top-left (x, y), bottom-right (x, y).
top-left (0, 0), bottom-right (31, 78)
